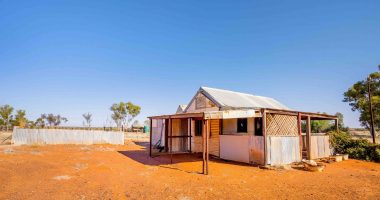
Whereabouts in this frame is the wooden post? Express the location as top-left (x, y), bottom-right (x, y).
top-left (262, 109), bottom-right (267, 165)
top-left (169, 118), bottom-right (173, 164)
top-left (205, 119), bottom-right (209, 175)
top-left (149, 118), bottom-right (153, 157)
top-left (306, 116), bottom-right (311, 160)
top-left (202, 120), bottom-right (206, 174)
top-left (189, 118), bottom-right (192, 153)
top-left (297, 113), bottom-right (302, 159)
top-left (335, 118), bottom-right (339, 132)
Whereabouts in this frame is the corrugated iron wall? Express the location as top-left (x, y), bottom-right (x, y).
top-left (310, 135), bottom-right (332, 159)
top-left (266, 136), bottom-right (301, 165)
top-left (12, 128), bottom-right (124, 145)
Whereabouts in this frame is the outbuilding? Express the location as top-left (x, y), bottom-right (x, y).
top-left (149, 87), bottom-right (338, 174)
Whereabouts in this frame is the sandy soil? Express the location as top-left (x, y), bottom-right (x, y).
top-left (0, 131), bottom-right (12, 145)
top-left (0, 141), bottom-right (379, 200)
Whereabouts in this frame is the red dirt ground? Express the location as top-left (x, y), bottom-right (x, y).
top-left (0, 141), bottom-right (379, 200)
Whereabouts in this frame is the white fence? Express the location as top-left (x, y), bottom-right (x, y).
top-left (12, 128), bottom-right (124, 145)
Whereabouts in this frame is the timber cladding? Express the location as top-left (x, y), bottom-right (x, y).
top-left (190, 119), bottom-right (220, 157)
top-left (209, 119), bottom-right (220, 157)
top-left (266, 114), bottom-right (298, 136)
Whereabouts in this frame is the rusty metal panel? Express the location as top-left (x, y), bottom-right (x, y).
top-left (249, 136), bottom-right (264, 165)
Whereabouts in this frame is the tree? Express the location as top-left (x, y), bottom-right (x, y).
top-left (13, 110), bottom-right (28, 128)
top-left (110, 102), bottom-right (127, 129)
top-left (343, 71), bottom-right (380, 131)
top-left (82, 112), bottom-right (92, 127)
top-left (110, 101), bottom-right (141, 129)
top-left (126, 102), bottom-right (141, 128)
top-left (310, 120), bottom-right (332, 133)
top-left (335, 112), bottom-right (349, 132)
top-left (39, 114), bottom-right (68, 127)
top-left (0, 105), bottom-right (14, 131)
top-left (53, 115), bottom-right (68, 126)
top-left (34, 115), bottom-right (46, 128)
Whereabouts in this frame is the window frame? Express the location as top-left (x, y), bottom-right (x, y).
top-left (237, 118), bottom-right (248, 133)
top-left (194, 120), bottom-right (203, 136)
top-left (254, 117), bottom-right (263, 136)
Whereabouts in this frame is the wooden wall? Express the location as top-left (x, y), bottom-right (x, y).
top-left (186, 92), bottom-right (219, 113)
top-left (190, 119), bottom-right (220, 157)
top-left (209, 119), bottom-right (220, 157)
top-left (171, 119), bottom-right (189, 152)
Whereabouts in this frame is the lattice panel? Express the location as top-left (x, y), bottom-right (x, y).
top-left (266, 114), bottom-right (298, 136)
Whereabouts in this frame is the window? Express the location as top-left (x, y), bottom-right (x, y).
top-left (237, 118), bottom-right (247, 133)
top-left (254, 118), bottom-right (263, 136)
top-left (195, 120), bottom-right (203, 136)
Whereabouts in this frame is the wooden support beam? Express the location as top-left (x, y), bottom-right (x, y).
top-left (202, 120), bottom-right (206, 174)
top-left (335, 118), bottom-right (339, 132)
top-left (306, 116), bottom-right (311, 160)
top-left (149, 119), bottom-right (153, 157)
top-left (189, 118), bottom-right (192, 153)
top-left (297, 113), bottom-right (302, 159)
top-left (262, 109), bottom-right (267, 165)
top-left (167, 135), bottom-right (193, 138)
top-left (169, 118), bottom-right (173, 164)
top-left (205, 119), bottom-right (209, 175)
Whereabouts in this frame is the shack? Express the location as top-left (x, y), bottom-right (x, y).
top-left (149, 87), bottom-right (338, 173)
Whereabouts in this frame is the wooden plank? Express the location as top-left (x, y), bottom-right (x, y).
top-left (209, 119), bottom-right (220, 157)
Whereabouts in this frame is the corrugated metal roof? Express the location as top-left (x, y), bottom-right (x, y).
top-left (200, 86), bottom-right (290, 110)
top-left (176, 104), bottom-right (188, 114)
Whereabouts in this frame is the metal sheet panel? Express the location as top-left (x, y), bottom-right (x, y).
top-left (266, 136), bottom-right (301, 165)
top-left (249, 136), bottom-right (264, 165)
top-left (220, 135), bottom-right (250, 163)
top-left (12, 128), bottom-right (124, 145)
top-left (201, 86), bottom-right (290, 110)
top-left (310, 135), bottom-right (332, 159)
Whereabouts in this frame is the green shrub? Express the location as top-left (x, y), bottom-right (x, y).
top-left (328, 131), bottom-right (380, 162)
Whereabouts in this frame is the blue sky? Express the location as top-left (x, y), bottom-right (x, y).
top-left (0, 0), bottom-right (379, 127)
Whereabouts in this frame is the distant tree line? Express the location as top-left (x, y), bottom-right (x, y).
top-left (0, 101), bottom-right (142, 131)
top-left (0, 104), bottom-right (69, 131)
